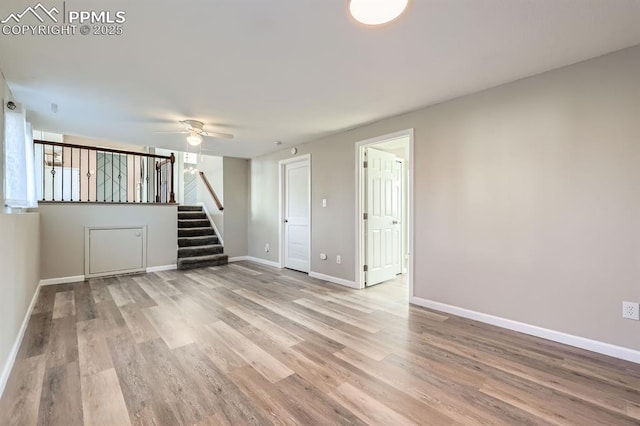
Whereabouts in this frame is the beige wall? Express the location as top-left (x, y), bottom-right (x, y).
top-left (0, 213), bottom-right (40, 392)
top-left (223, 157), bottom-right (249, 258)
top-left (39, 204), bottom-right (177, 279)
top-left (248, 45), bottom-right (640, 351)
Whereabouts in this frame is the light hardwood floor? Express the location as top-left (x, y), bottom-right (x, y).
top-left (1, 262), bottom-right (639, 425)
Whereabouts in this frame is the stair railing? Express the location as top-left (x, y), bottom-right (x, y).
top-left (199, 171), bottom-right (223, 211)
top-left (34, 139), bottom-right (176, 203)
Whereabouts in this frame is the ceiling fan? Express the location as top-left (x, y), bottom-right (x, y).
top-left (155, 120), bottom-right (234, 146)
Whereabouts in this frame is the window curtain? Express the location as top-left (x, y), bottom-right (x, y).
top-left (4, 103), bottom-right (36, 208)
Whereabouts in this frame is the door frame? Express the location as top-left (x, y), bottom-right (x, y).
top-left (278, 154), bottom-right (312, 270)
top-left (396, 157), bottom-right (407, 275)
top-left (355, 129), bottom-right (414, 293)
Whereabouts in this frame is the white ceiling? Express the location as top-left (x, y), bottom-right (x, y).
top-left (1, 0), bottom-right (640, 158)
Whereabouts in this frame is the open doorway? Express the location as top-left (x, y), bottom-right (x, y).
top-left (356, 129), bottom-right (413, 292)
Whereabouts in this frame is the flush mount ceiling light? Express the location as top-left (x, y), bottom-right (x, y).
top-left (186, 132), bottom-right (203, 146)
top-left (349, 0), bottom-right (408, 25)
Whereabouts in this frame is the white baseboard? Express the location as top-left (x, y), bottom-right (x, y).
top-left (309, 272), bottom-right (360, 289)
top-left (146, 264), bottom-right (177, 273)
top-left (411, 296), bottom-right (640, 364)
top-left (244, 256), bottom-right (282, 269)
top-left (39, 275), bottom-right (85, 286)
top-left (228, 256), bottom-right (248, 263)
top-left (0, 284), bottom-right (41, 398)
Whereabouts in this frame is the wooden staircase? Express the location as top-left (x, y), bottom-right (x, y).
top-left (177, 205), bottom-right (228, 270)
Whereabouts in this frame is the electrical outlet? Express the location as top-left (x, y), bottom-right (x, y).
top-left (264, 243), bottom-right (270, 253)
top-left (622, 301), bottom-right (640, 320)
top-left (336, 255), bottom-right (341, 264)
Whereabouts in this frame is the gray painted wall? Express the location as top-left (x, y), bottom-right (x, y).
top-left (223, 157), bottom-right (249, 258)
top-left (248, 45), bottom-right (640, 351)
top-left (249, 141), bottom-right (355, 277)
top-left (39, 204), bottom-right (177, 279)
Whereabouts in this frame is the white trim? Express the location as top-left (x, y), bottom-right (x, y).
top-left (355, 129), bottom-right (414, 292)
top-left (146, 264), bottom-right (177, 273)
top-left (396, 158), bottom-right (408, 277)
top-left (39, 275), bottom-right (85, 286)
top-left (245, 256), bottom-right (282, 269)
top-left (228, 256), bottom-right (248, 263)
top-left (196, 202), bottom-right (224, 246)
top-left (0, 284), bottom-right (41, 398)
top-left (309, 272), bottom-right (359, 289)
top-left (411, 296), bottom-right (640, 364)
top-left (278, 154), bottom-right (311, 271)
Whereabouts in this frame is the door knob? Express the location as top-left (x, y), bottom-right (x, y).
top-left (392, 220), bottom-right (399, 225)
top-left (284, 219), bottom-right (288, 223)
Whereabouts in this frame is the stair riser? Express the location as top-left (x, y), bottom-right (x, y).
top-left (177, 253), bottom-right (229, 269)
top-left (178, 228), bottom-right (215, 237)
top-left (178, 219), bottom-right (211, 228)
top-left (178, 246), bottom-right (224, 258)
top-left (178, 236), bottom-right (219, 247)
top-left (178, 212), bottom-right (207, 220)
top-left (177, 258), bottom-right (228, 270)
top-left (178, 206), bottom-right (203, 212)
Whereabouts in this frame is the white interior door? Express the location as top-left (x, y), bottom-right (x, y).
top-left (366, 148), bottom-right (400, 286)
top-left (284, 160), bottom-right (310, 273)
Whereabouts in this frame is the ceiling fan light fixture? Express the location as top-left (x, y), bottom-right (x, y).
top-left (349, 0), bottom-right (408, 25)
top-left (186, 132), bottom-right (203, 146)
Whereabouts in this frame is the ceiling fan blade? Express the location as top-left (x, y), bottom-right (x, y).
top-left (202, 131), bottom-right (234, 139)
top-left (152, 131), bottom-right (188, 134)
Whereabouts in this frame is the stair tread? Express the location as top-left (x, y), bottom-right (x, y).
top-left (178, 220), bottom-right (212, 229)
top-left (178, 213), bottom-right (207, 218)
top-left (178, 235), bottom-right (219, 247)
top-left (178, 228), bottom-right (215, 237)
top-left (178, 254), bottom-right (228, 263)
top-left (178, 245), bottom-right (224, 257)
top-left (177, 255), bottom-right (228, 270)
top-left (178, 244), bottom-right (222, 251)
top-left (178, 236), bottom-right (217, 241)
